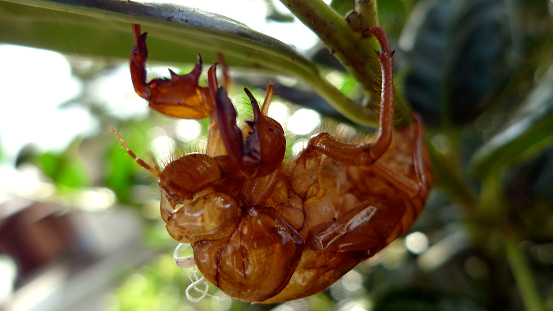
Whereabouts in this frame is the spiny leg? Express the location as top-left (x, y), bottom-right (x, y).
top-left (201, 56), bottom-right (234, 157)
top-left (306, 115), bottom-right (431, 255)
top-left (308, 26), bottom-right (395, 166)
top-left (130, 24), bottom-right (211, 120)
top-left (371, 114), bottom-right (431, 200)
top-left (411, 114), bottom-right (431, 199)
top-left (216, 52), bottom-right (229, 90)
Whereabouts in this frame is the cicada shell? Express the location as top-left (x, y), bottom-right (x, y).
top-left (113, 24), bottom-right (432, 303)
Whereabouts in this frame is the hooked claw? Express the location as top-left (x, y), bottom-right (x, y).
top-left (215, 86), bottom-right (286, 178)
top-left (130, 24), bottom-right (215, 119)
top-left (130, 24), bottom-right (149, 99)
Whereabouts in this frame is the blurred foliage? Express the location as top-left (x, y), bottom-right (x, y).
top-left (2, 0), bottom-right (553, 310)
top-left (403, 0), bottom-right (520, 125)
top-left (0, 136), bottom-right (5, 163)
top-left (34, 139), bottom-right (91, 189)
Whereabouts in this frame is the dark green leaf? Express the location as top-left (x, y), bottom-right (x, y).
top-left (402, 0), bottom-right (519, 125)
top-left (470, 63), bottom-right (553, 179)
top-left (504, 148), bottom-right (553, 239)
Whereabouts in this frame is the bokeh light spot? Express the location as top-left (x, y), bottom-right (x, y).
top-left (405, 231), bottom-right (429, 255)
top-left (287, 109), bottom-right (320, 135)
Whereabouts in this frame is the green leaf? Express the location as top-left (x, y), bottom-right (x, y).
top-left (0, 0), bottom-right (309, 71)
top-left (470, 63), bottom-right (553, 179)
top-left (504, 149), bottom-right (553, 239)
top-left (0, 0), bottom-right (378, 125)
top-left (402, 0), bottom-right (519, 125)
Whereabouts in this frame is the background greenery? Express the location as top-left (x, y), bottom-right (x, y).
top-left (1, 0), bottom-right (552, 310)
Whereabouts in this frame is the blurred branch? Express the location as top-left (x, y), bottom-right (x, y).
top-left (505, 236), bottom-right (544, 311)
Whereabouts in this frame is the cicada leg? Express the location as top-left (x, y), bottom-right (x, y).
top-left (130, 24), bottom-right (231, 120)
top-left (371, 114), bottom-right (431, 200)
top-left (214, 85), bottom-right (286, 178)
top-left (130, 24), bottom-right (235, 157)
top-left (130, 24), bottom-right (150, 100)
top-left (304, 27), bottom-right (432, 256)
top-left (307, 112), bottom-right (432, 254)
top-left (307, 26), bottom-right (395, 166)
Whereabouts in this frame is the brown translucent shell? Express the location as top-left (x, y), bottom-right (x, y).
top-left (194, 206), bottom-right (304, 302)
top-left (116, 24), bottom-right (433, 303)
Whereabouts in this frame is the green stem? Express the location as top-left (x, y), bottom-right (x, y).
top-left (280, 0), bottom-right (410, 124)
top-left (281, 0), bottom-right (380, 85)
top-left (355, 0), bottom-right (378, 29)
top-left (505, 238), bottom-right (544, 311)
top-left (279, 0), bottom-right (380, 91)
top-left (478, 168), bottom-right (504, 219)
top-left (309, 74), bottom-right (379, 126)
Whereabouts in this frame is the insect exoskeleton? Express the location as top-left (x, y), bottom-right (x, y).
top-left (111, 24), bottom-right (432, 303)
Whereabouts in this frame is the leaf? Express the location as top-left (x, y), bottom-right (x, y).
top-left (402, 0), bottom-right (519, 125)
top-left (0, 0), bottom-right (377, 125)
top-left (0, 0), bottom-right (312, 72)
top-left (470, 62), bottom-right (553, 179)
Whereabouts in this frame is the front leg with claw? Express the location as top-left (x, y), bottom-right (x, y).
top-left (130, 24), bottom-right (221, 119)
top-left (215, 86), bottom-right (286, 178)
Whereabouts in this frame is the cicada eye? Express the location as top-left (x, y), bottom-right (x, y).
top-left (159, 153), bottom-right (221, 202)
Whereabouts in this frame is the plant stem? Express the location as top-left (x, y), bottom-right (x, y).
top-left (355, 0), bottom-right (378, 29)
top-left (279, 0), bottom-right (410, 125)
top-left (505, 238), bottom-right (544, 311)
top-left (279, 0), bottom-right (380, 92)
top-left (309, 74), bottom-right (379, 126)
